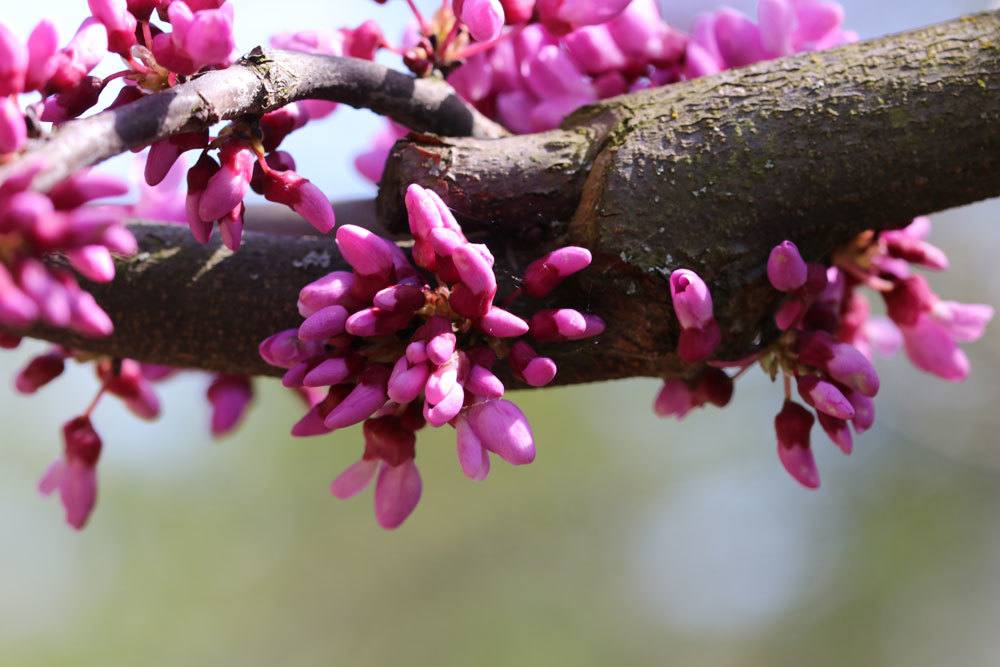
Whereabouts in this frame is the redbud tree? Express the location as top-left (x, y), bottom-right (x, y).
top-left (0, 0), bottom-right (997, 529)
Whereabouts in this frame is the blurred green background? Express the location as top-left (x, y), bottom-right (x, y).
top-left (2, 1), bottom-right (1000, 665)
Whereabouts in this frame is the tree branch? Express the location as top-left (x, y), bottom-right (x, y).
top-left (6, 11), bottom-right (1000, 385)
top-left (0, 48), bottom-right (507, 192)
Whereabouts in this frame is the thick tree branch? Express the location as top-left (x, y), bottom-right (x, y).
top-left (6, 11), bottom-right (1000, 384)
top-left (0, 49), bottom-right (507, 191)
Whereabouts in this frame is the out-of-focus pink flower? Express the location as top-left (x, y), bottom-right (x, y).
top-left (39, 416), bottom-right (102, 530)
top-left (775, 399), bottom-right (819, 489)
top-left (207, 374), bottom-right (253, 436)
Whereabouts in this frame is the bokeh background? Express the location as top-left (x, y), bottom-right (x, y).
top-left (2, 1), bottom-right (999, 665)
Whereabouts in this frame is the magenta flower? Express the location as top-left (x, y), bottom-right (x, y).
top-left (457, 0), bottom-right (506, 42)
top-left (767, 240), bottom-right (808, 292)
top-left (669, 269), bottom-right (721, 363)
top-left (774, 400), bottom-right (819, 489)
top-left (39, 416), bottom-right (102, 530)
top-left (207, 374), bottom-right (254, 437)
top-left (263, 184), bottom-right (599, 528)
top-left (330, 415), bottom-right (422, 529)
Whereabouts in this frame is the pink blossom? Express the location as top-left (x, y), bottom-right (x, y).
top-left (207, 374), bottom-right (253, 437)
top-left (774, 400), bottom-right (819, 489)
top-left (900, 314), bottom-right (971, 382)
top-left (767, 240), bottom-right (808, 292)
top-left (39, 416), bottom-right (102, 530)
top-left (458, 0), bottom-right (506, 42)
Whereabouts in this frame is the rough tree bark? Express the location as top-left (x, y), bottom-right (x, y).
top-left (6, 11), bottom-right (1000, 385)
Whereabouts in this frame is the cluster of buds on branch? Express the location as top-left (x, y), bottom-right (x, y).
top-left (659, 222), bottom-right (992, 489)
top-left (261, 185), bottom-right (601, 528)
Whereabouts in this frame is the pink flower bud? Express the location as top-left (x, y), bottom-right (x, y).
top-left (323, 365), bottom-right (389, 430)
top-left (0, 97), bottom-right (26, 155)
top-left (424, 382), bottom-right (465, 426)
top-left (336, 225), bottom-right (396, 279)
top-left (171, 1), bottom-right (235, 70)
top-left (88, 0), bottom-right (137, 57)
top-left (677, 321), bottom-right (721, 363)
top-left (207, 374), bottom-right (252, 436)
top-left (757, 0), bottom-right (796, 57)
top-left (184, 153), bottom-right (219, 243)
top-left (774, 400), bottom-right (819, 489)
top-left (883, 274), bottom-right (936, 327)
top-left (260, 103), bottom-right (310, 152)
top-left (767, 240), bottom-right (808, 292)
top-left (524, 44), bottom-right (595, 99)
top-left (198, 144), bottom-right (254, 222)
top-left (797, 375), bottom-right (855, 420)
top-left (39, 416), bottom-right (102, 529)
top-left (219, 203), bottom-right (244, 252)
top-left (67, 245), bottom-right (116, 282)
top-left (464, 364), bottom-right (506, 398)
top-left (331, 458), bottom-right (379, 499)
top-left (459, 0), bottom-right (506, 42)
top-left (846, 391), bottom-right (875, 433)
top-left (466, 399), bottom-right (535, 465)
top-left (478, 306), bottom-right (530, 338)
top-left (817, 412), bottom-right (853, 455)
top-left (653, 379), bottom-right (696, 419)
top-left (41, 75), bottom-right (104, 122)
top-left (345, 307), bottom-right (411, 337)
top-left (425, 356), bottom-right (460, 405)
top-left (298, 305), bottom-right (349, 341)
top-left (538, 0), bottom-right (631, 30)
top-left (456, 415), bottom-right (491, 481)
top-left (798, 332), bottom-right (879, 397)
top-left (900, 314), bottom-right (971, 382)
top-left (0, 23), bottom-right (28, 96)
top-left (303, 355), bottom-right (361, 388)
top-left (298, 271), bottom-right (357, 316)
top-left (145, 132), bottom-right (208, 186)
top-left (49, 170), bottom-right (129, 210)
top-left (500, 0), bottom-right (535, 24)
top-left (510, 340), bottom-right (557, 387)
top-left (775, 296), bottom-right (807, 331)
top-left (563, 26), bottom-right (628, 75)
top-left (373, 283), bottom-right (425, 313)
top-left (522, 246), bottom-right (591, 298)
top-left (69, 290), bottom-right (114, 338)
top-left (449, 54), bottom-right (494, 102)
top-left (930, 300), bottom-right (994, 343)
top-left (259, 329), bottom-right (322, 368)
top-left (427, 332), bottom-right (458, 365)
top-left (713, 8), bottom-right (765, 68)
top-left (387, 358), bottom-right (431, 405)
top-left (15, 350), bottom-right (66, 394)
top-left (694, 367), bottom-right (734, 407)
top-left (21, 21), bottom-right (59, 91)
top-left (46, 19), bottom-right (107, 94)
top-left (374, 459), bottom-right (422, 529)
top-left (669, 269), bottom-right (714, 330)
top-left (262, 167), bottom-right (336, 234)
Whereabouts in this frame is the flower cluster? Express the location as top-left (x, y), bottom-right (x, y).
top-left (1, 1), bottom-right (345, 254)
top-left (356, 0), bottom-right (853, 181)
top-left (0, 163), bottom-right (133, 337)
top-left (448, 0), bottom-right (685, 134)
top-left (658, 219), bottom-right (992, 489)
top-left (262, 184), bottom-right (602, 528)
top-left (18, 344), bottom-right (256, 529)
top-left (684, 0), bottom-right (857, 78)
